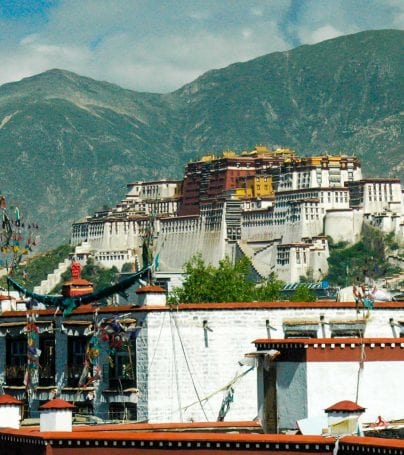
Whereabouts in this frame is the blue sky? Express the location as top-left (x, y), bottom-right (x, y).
top-left (0, 0), bottom-right (402, 92)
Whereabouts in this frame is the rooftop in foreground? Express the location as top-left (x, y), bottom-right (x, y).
top-left (0, 422), bottom-right (403, 454)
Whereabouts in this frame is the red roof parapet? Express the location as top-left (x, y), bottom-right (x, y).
top-left (325, 400), bottom-right (365, 413)
top-left (39, 398), bottom-right (76, 410)
top-left (0, 394), bottom-right (22, 405)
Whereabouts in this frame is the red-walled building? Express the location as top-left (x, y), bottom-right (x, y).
top-left (178, 148), bottom-right (294, 216)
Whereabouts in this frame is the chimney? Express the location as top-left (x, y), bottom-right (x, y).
top-left (0, 295), bottom-right (17, 312)
top-left (39, 398), bottom-right (76, 432)
top-left (0, 394), bottom-right (23, 429)
top-left (325, 400), bottom-right (365, 435)
top-left (136, 285), bottom-right (166, 306)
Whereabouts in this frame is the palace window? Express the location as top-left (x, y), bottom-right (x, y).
top-left (67, 336), bottom-right (87, 387)
top-left (40, 336), bottom-right (56, 386)
top-left (109, 341), bottom-right (136, 389)
top-left (109, 402), bottom-right (137, 421)
top-left (5, 336), bottom-right (26, 386)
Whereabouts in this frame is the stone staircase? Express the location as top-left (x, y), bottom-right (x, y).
top-left (33, 258), bottom-right (71, 295)
top-left (236, 241), bottom-right (268, 279)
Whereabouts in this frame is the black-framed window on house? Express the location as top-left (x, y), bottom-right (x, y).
top-left (74, 400), bottom-right (94, 416)
top-left (39, 336), bottom-right (56, 386)
top-left (67, 336), bottom-right (87, 387)
top-left (109, 342), bottom-right (136, 389)
top-left (283, 320), bottom-right (319, 339)
top-left (5, 336), bottom-right (26, 386)
top-left (109, 402), bottom-right (137, 421)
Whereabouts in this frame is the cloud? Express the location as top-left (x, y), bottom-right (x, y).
top-left (85, 24), bottom-right (289, 92)
top-left (300, 24), bottom-right (345, 44)
top-left (251, 7), bottom-right (263, 17)
top-left (0, 0), bottom-right (402, 92)
top-left (293, 0), bottom-right (404, 45)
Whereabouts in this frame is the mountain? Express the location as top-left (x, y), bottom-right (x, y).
top-left (174, 29), bottom-right (403, 174)
top-left (0, 29), bottom-right (402, 247)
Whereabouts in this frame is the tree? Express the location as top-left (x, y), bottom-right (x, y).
top-left (290, 285), bottom-right (317, 302)
top-left (254, 274), bottom-right (284, 301)
top-left (209, 256), bottom-right (253, 302)
top-left (168, 254), bottom-right (284, 304)
top-left (168, 254), bottom-right (216, 304)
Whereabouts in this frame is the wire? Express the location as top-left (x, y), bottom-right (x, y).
top-left (148, 312), bottom-right (167, 373)
top-left (171, 312), bottom-right (209, 421)
top-left (180, 366), bottom-right (254, 413)
top-left (355, 331), bottom-right (367, 403)
top-left (170, 312), bottom-right (183, 421)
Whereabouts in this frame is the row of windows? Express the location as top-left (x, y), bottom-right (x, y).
top-left (4, 336), bottom-right (136, 389)
top-left (95, 254), bottom-right (129, 262)
top-left (162, 220), bottom-right (202, 233)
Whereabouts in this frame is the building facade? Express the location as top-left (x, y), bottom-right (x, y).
top-left (1, 296), bottom-right (403, 425)
top-left (69, 147), bottom-right (403, 285)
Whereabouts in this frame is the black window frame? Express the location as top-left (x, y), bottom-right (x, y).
top-left (109, 341), bottom-right (136, 390)
top-left (66, 336), bottom-right (88, 387)
top-left (5, 336), bottom-right (26, 386)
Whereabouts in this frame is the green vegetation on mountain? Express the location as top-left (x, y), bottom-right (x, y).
top-left (168, 254), bottom-right (284, 304)
top-left (326, 225), bottom-right (402, 287)
top-left (0, 29), bottom-right (402, 247)
top-left (0, 244), bottom-right (72, 290)
top-left (0, 245), bottom-right (119, 296)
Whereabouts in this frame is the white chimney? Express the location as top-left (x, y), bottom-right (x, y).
top-left (325, 400), bottom-right (365, 435)
top-left (136, 285), bottom-right (166, 306)
top-left (0, 394), bottom-right (22, 429)
top-left (0, 295), bottom-right (17, 312)
top-left (39, 398), bottom-right (76, 432)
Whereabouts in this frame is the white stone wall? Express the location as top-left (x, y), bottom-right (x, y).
top-left (306, 361), bottom-right (404, 422)
top-left (363, 182), bottom-right (402, 214)
top-left (324, 209), bottom-right (365, 244)
top-left (127, 181), bottom-right (180, 201)
top-left (0, 405), bottom-right (20, 429)
top-left (325, 210), bottom-right (353, 243)
top-left (143, 310), bottom-right (267, 422)
top-left (138, 305), bottom-right (404, 423)
top-left (40, 410), bottom-right (72, 432)
top-left (276, 164), bottom-right (361, 192)
top-left (157, 229), bottom-right (226, 271)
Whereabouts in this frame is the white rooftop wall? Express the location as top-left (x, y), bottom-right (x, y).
top-left (137, 305), bottom-right (404, 423)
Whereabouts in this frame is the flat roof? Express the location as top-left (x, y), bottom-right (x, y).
top-left (0, 427), bottom-right (403, 452)
top-left (1, 300), bottom-right (404, 318)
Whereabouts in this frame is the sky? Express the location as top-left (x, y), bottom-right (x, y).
top-left (0, 0), bottom-right (402, 93)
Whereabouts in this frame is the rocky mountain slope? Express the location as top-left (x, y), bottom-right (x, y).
top-left (0, 29), bottom-right (402, 247)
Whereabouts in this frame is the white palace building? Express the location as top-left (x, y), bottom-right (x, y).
top-left (70, 147), bottom-right (403, 285)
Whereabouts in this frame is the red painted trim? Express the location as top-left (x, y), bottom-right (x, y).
top-left (0, 393), bottom-right (22, 405)
top-left (151, 301), bottom-right (404, 311)
top-left (306, 345), bottom-right (404, 362)
top-left (0, 428), bottom-right (334, 444)
top-left (254, 337), bottom-right (404, 345)
top-left (1, 300), bottom-right (404, 317)
top-left (136, 285), bottom-right (166, 294)
top-left (2, 428), bottom-right (403, 453)
top-left (341, 435), bottom-right (404, 449)
top-left (39, 398), bottom-right (76, 410)
top-left (254, 338), bottom-right (404, 362)
top-left (73, 421), bottom-right (261, 432)
top-left (325, 400), bottom-right (365, 412)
